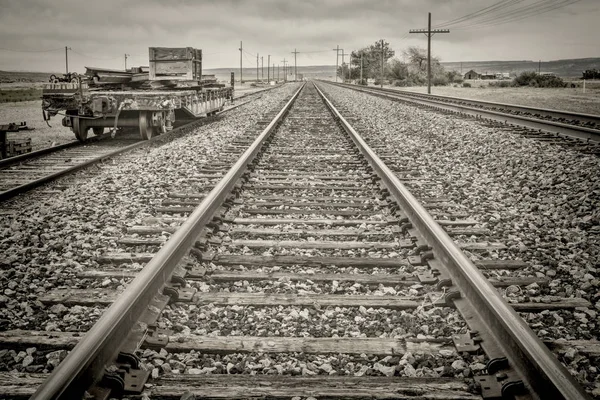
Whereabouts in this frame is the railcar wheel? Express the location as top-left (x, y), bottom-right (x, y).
top-left (92, 127), bottom-right (104, 136)
top-left (73, 117), bottom-right (89, 142)
top-left (139, 111), bottom-right (155, 140)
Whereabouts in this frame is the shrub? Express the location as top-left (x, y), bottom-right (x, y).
top-left (357, 78), bottom-right (368, 86)
top-left (432, 75), bottom-right (449, 86)
top-left (462, 82), bottom-right (471, 88)
top-left (488, 80), bottom-right (512, 88)
top-left (512, 72), bottom-right (566, 88)
top-left (393, 79), bottom-right (406, 87)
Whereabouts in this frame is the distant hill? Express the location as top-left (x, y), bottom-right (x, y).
top-left (0, 70), bottom-right (58, 84)
top-left (2, 57), bottom-right (598, 84)
top-left (203, 65), bottom-right (336, 82)
top-left (441, 58), bottom-right (600, 78)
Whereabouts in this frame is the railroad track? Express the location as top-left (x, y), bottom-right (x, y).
top-left (0, 82), bottom-right (594, 399)
top-left (0, 87), bottom-right (274, 202)
top-left (325, 81), bottom-right (600, 146)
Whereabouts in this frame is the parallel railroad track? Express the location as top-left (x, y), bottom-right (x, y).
top-left (325, 81), bottom-right (600, 146)
top-left (0, 88), bottom-right (273, 203)
top-left (0, 82), bottom-right (593, 399)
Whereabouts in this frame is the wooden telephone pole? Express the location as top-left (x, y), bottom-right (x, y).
top-left (409, 12), bottom-right (450, 94)
top-left (333, 45), bottom-right (339, 82)
top-left (239, 41), bottom-right (243, 84)
top-left (268, 55), bottom-right (270, 82)
top-left (380, 39), bottom-right (384, 88)
top-left (292, 49), bottom-right (299, 81)
top-left (360, 53), bottom-right (363, 83)
top-left (65, 46), bottom-right (71, 74)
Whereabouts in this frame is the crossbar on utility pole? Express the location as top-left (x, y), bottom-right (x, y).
top-left (291, 49), bottom-right (299, 81)
top-left (409, 12), bottom-right (449, 94)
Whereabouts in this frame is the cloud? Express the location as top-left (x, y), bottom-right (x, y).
top-left (0, 0), bottom-right (597, 72)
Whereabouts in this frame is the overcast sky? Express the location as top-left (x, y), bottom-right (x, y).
top-left (0, 0), bottom-right (598, 73)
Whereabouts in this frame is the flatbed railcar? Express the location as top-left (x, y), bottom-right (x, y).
top-left (41, 47), bottom-right (234, 141)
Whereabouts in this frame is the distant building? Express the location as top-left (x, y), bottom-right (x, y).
top-left (539, 72), bottom-right (556, 77)
top-left (480, 73), bottom-right (496, 80)
top-left (464, 69), bottom-right (480, 80)
top-left (495, 72), bottom-right (510, 80)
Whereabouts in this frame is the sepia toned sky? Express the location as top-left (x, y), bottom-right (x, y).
top-left (0, 0), bottom-right (598, 72)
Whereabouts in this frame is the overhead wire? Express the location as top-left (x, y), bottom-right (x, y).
top-left (432, 0), bottom-right (582, 31)
top-left (434, 0), bottom-right (524, 28)
top-left (0, 47), bottom-right (64, 53)
top-left (451, 0), bottom-right (582, 30)
top-left (69, 49), bottom-right (122, 60)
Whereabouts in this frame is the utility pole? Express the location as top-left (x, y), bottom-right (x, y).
top-left (124, 54), bottom-right (130, 70)
top-left (256, 53), bottom-right (259, 83)
top-left (261, 56), bottom-right (264, 81)
top-left (333, 45), bottom-right (339, 82)
top-left (268, 55), bottom-right (270, 82)
top-left (282, 59), bottom-right (287, 82)
top-left (277, 64), bottom-right (280, 81)
top-left (349, 53), bottom-right (352, 82)
top-left (341, 49), bottom-right (345, 83)
top-left (380, 39), bottom-right (384, 88)
top-left (292, 48), bottom-right (299, 81)
top-left (65, 46), bottom-right (71, 74)
top-left (360, 53), bottom-right (363, 83)
top-left (409, 12), bottom-right (450, 94)
top-left (239, 41), bottom-right (243, 84)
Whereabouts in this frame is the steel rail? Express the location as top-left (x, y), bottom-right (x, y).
top-left (357, 85), bottom-right (599, 127)
top-left (0, 92), bottom-right (262, 203)
top-left (0, 140), bottom-right (84, 169)
top-left (324, 81), bottom-right (600, 143)
top-left (313, 81), bottom-right (591, 400)
top-left (30, 82), bottom-right (304, 400)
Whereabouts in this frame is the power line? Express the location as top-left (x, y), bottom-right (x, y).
top-left (434, 0), bottom-right (524, 28)
top-left (0, 47), bottom-right (63, 53)
top-left (69, 49), bottom-right (121, 60)
top-left (443, 0), bottom-right (581, 30)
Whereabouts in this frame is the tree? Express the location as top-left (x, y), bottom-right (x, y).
top-left (345, 40), bottom-right (394, 81)
top-left (403, 46), bottom-right (438, 72)
top-left (386, 59), bottom-right (408, 81)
